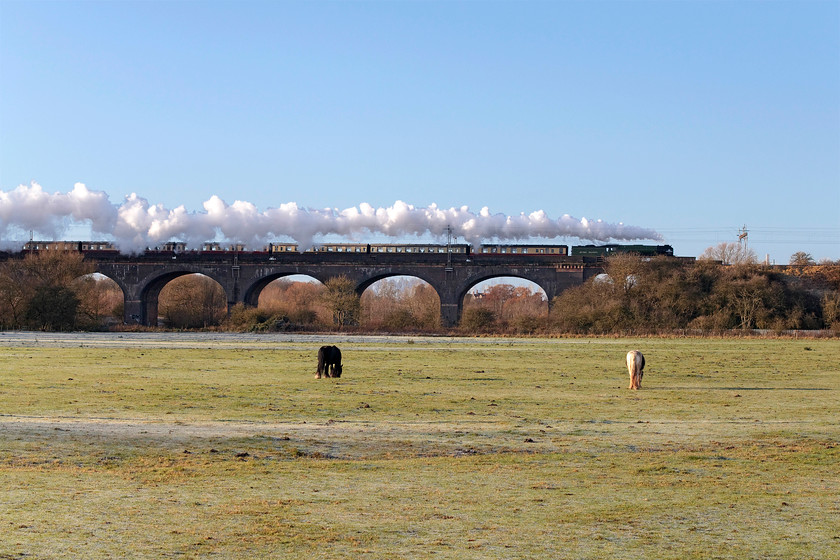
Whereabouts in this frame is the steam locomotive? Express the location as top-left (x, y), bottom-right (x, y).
top-left (571, 244), bottom-right (674, 257)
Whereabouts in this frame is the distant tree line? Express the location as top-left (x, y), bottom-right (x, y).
top-left (1, 248), bottom-right (837, 334)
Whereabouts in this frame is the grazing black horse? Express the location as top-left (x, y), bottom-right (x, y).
top-left (316, 345), bottom-right (343, 378)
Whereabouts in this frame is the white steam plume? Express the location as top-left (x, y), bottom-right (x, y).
top-left (1, 182), bottom-right (663, 253)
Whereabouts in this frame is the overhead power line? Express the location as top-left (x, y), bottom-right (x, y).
top-left (654, 226), bottom-right (840, 245)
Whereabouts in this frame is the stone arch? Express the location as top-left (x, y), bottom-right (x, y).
top-left (463, 276), bottom-right (550, 330)
top-left (72, 272), bottom-right (125, 329)
top-left (453, 272), bottom-right (552, 326)
top-left (356, 271), bottom-right (442, 298)
top-left (242, 272), bottom-right (325, 307)
top-left (89, 270), bottom-right (130, 301)
top-left (461, 274), bottom-right (550, 302)
top-left (357, 274), bottom-right (442, 329)
top-left (137, 268), bottom-right (230, 326)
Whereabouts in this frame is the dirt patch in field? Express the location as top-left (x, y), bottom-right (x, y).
top-left (0, 415), bottom-right (540, 460)
top-left (2, 413), bottom-right (823, 463)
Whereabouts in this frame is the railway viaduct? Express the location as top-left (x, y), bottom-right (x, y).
top-left (9, 250), bottom-right (607, 327)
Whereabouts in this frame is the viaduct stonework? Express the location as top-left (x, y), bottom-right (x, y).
top-left (15, 250), bottom-right (609, 327)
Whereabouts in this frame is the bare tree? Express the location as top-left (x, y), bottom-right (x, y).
top-left (259, 279), bottom-right (328, 326)
top-left (480, 284), bottom-right (515, 318)
top-left (73, 274), bottom-right (123, 328)
top-left (0, 257), bottom-right (33, 328)
top-left (732, 285), bottom-right (764, 330)
top-left (406, 282), bottom-right (440, 328)
top-left (822, 292), bottom-right (840, 329)
top-left (789, 251), bottom-right (816, 266)
top-left (605, 253), bottom-right (644, 294)
top-left (360, 277), bottom-right (440, 330)
top-left (503, 286), bottom-right (547, 319)
top-left (22, 250), bottom-right (94, 288)
top-left (0, 251), bottom-right (94, 330)
top-left (321, 275), bottom-right (360, 327)
top-left (159, 274), bottom-right (227, 328)
top-left (699, 242), bottom-right (757, 265)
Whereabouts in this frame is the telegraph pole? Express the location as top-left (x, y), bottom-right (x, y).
top-left (445, 225), bottom-right (454, 272)
top-left (738, 225), bottom-right (748, 252)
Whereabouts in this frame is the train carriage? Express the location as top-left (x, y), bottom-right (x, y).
top-left (477, 244), bottom-right (568, 256)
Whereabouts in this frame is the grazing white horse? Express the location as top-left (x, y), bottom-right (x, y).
top-left (626, 350), bottom-right (645, 390)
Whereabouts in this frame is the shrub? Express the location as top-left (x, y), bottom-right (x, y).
top-left (511, 314), bottom-right (545, 335)
top-left (25, 286), bottom-right (79, 331)
top-left (460, 307), bottom-right (496, 334)
top-left (382, 308), bottom-right (421, 332)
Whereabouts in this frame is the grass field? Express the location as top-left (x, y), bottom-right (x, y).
top-left (0, 334), bottom-right (838, 559)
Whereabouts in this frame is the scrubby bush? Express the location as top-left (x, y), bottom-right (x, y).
top-left (550, 256), bottom-right (831, 335)
top-left (510, 314), bottom-right (546, 335)
top-left (225, 304), bottom-right (273, 331)
top-left (382, 308), bottom-right (422, 331)
top-left (25, 286), bottom-right (79, 331)
top-left (0, 251), bottom-right (96, 331)
top-left (159, 275), bottom-right (227, 328)
top-left (460, 307), bottom-right (497, 334)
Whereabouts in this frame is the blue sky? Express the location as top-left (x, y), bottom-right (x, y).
top-left (1, 0), bottom-right (838, 262)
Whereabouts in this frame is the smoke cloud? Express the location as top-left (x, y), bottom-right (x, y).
top-left (1, 182), bottom-right (663, 253)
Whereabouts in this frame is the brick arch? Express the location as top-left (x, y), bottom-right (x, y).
top-left (135, 267), bottom-right (231, 326)
top-left (355, 271), bottom-right (442, 297)
top-left (241, 272), bottom-right (326, 307)
top-left (457, 273), bottom-right (551, 304)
